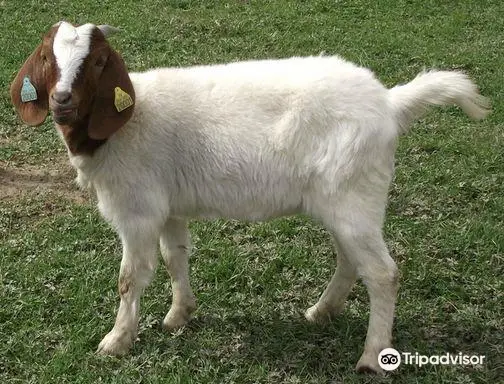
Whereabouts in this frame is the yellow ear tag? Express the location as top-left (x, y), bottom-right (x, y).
top-left (114, 87), bottom-right (134, 112)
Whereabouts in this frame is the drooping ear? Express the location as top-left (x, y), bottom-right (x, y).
top-left (97, 25), bottom-right (121, 38)
top-left (10, 45), bottom-right (49, 126)
top-left (88, 49), bottom-right (135, 140)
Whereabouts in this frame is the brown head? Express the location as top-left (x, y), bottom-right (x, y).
top-left (10, 21), bottom-right (135, 155)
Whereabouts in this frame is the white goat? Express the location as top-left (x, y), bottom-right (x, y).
top-left (10, 21), bottom-right (489, 373)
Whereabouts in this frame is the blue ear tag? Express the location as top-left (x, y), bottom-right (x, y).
top-left (21, 76), bottom-right (38, 102)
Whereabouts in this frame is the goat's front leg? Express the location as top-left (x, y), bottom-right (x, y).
top-left (97, 227), bottom-right (159, 356)
top-left (160, 218), bottom-right (196, 330)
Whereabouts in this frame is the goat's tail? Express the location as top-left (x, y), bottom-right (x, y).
top-left (388, 71), bottom-right (490, 134)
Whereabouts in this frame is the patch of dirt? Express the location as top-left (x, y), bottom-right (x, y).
top-left (0, 157), bottom-right (89, 204)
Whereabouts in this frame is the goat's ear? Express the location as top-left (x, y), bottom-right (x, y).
top-left (97, 25), bottom-right (121, 38)
top-left (88, 49), bottom-right (135, 140)
top-left (10, 45), bottom-right (49, 126)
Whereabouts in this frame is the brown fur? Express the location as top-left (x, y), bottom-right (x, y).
top-left (118, 276), bottom-right (130, 296)
top-left (10, 24), bottom-right (136, 156)
top-left (10, 27), bottom-right (59, 126)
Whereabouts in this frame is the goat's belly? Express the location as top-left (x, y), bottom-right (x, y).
top-left (173, 189), bottom-right (304, 221)
top-left (195, 204), bottom-right (302, 221)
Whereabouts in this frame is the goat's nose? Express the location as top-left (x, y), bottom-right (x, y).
top-left (51, 91), bottom-right (72, 105)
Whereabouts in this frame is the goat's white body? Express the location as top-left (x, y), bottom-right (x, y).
top-left (73, 56), bottom-right (396, 228)
top-left (64, 55), bottom-right (488, 372)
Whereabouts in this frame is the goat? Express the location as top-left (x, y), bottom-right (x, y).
top-left (10, 21), bottom-right (489, 373)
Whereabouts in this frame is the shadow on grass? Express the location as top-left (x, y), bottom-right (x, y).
top-left (150, 311), bottom-right (369, 380)
top-left (135, 308), bottom-right (500, 382)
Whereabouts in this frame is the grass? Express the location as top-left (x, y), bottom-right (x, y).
top-left (1, 0), bottom-right (503, 383)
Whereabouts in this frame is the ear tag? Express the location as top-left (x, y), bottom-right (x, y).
top-left (21, 76), bottom-right (38, 102)
top-left (114, 87), bottom-right (134, 112)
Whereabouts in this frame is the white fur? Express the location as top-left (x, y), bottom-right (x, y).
top-left (53, 22), bottom-right (95, 93)
top-left (62, 54), bottom-right (488, 372)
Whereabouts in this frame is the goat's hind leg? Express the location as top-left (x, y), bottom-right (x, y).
top-left (310, 190), bottom-right (398, 373)
top-left (353, 235), bottom-right (398, 374)
top-left (97, 224), bottom-right (159, 356)
top-left (305, 240), bottom-right (357, 323)
top-left (330, 215), bottom-right (398, 374)
top-left (160, 218), bottom-right (196, 330)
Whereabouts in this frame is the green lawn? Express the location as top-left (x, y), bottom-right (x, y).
top-left (1, 1), bottom-right (503, 383)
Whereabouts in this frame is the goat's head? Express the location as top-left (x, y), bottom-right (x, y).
top-left (10, 21), bottom-right (135, 141)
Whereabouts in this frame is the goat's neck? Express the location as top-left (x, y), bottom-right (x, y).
top-left (56, 115), bottom-right (106, 156)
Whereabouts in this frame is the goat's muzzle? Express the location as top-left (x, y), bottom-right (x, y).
top-left (50, 91), bottom-right (78, 124)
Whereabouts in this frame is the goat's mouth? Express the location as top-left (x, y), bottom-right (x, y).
top-left (51, 108), bottom-right (77, 124)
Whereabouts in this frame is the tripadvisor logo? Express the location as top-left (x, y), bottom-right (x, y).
top-left (378, 348), bottom-right (401, 371)
top-left (378, 348), bottom-right (486, 371)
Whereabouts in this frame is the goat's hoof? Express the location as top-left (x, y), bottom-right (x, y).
top-left (162, 302), bottom-right (196, 330)
top-left (355, 352), bottom-right (385, 375)
top-left (96, 329), bottom-right (134, 356)
top-left (304, 303), bottom-right (342, 324)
